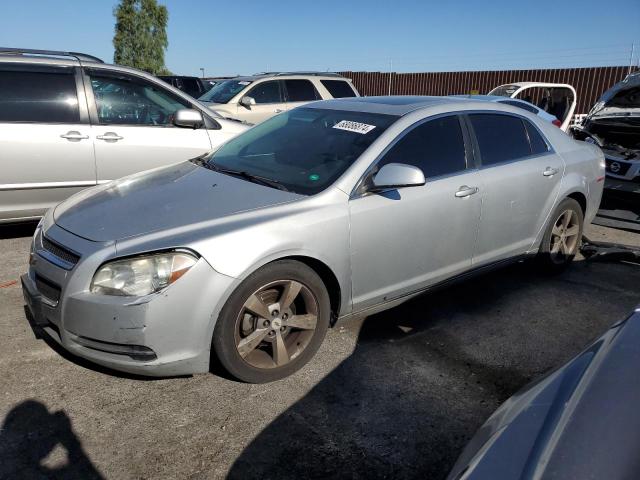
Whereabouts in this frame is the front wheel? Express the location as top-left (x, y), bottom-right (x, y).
top-left (536, 197), bottom-right (584, 272)
top-left (212, 260), bottom-right (331, 383)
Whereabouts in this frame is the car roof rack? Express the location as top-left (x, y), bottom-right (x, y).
top-left (252, 71), bottom-right (343, 78)
top-left (0, 47), bottom-right (104, 63)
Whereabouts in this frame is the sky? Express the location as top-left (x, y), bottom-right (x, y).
top-left (1, 0), bottom-right (639, 77)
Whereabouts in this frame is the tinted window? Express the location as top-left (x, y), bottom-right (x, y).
top-left (0, 68), bottom-right (79, 123)
top-left (207, 108), bottom-right (397, 195)
top-left (470, 114), bottom-right (531, 166)
top-left (179, 78), bottom-right (202, 97)
top-left (284, 80), bottom-right (320, 102)
top-left (247, 81), bottom-right (282, 104)
top-left (500, 99), bottom-right (538, 114)
top-left (321, 80), bottom-right (357, 98)
top-left (88, 71), bottom-right (190, 126)
top-left (524, 120), bottom-right (550, 155)
top-left (378, 115), bottom-right (467, 178)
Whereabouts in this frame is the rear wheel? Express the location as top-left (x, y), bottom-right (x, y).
top-left (212, 260), bottom-right (330, 383)
top-left (537, 198), bottom-right (584, 272)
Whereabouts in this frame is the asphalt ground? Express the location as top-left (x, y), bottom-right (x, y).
top-left (0, 221), bottom-right (639, 479)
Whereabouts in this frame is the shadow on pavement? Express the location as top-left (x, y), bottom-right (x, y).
top-left (0, 221), bottom-right (38, 240)
top-left (0, 400), bottom-right (104, 479)
top-left (228, 258), bottom-right (640, 480)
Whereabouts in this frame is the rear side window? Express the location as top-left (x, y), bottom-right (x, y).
top-left (247, 81), bottom-right (283, 104)
top-left (284, 80), bottom-right (320, 102)
top-left (0, 68), bottom-right (80, 123)
top-left (470, 114), bottom-right (531, 166)
top-left (524, 120), bottom-right (550, 155)
top-left (321, 80), bottom-right (357, 98)
top-left (378, 115), bottom-right (467, 178)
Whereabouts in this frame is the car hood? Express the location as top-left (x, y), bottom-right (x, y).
top-left (589, 72), bottom-right (640, 119)
top-left (448, 307), bottom-right (640, 480)
top-left (53, 161), bottom-right (303, 242)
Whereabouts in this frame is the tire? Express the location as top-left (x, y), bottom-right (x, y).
top-left (536, 197), bottom-right (584, 272)
top-left (212, 260), bottom-right (331, 383)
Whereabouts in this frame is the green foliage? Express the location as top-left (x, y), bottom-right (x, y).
top-left (113, 0), bottom-right (170, 75)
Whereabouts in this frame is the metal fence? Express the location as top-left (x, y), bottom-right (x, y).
top-left (340, 66), bottom-right (637, 114)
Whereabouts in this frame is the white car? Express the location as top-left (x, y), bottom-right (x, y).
top-left (488, 82), bottom-right (577, 131)
top-left (199, 72), bottom-right (360, 124)
top-left (456, 95), bottom-right (562, 127)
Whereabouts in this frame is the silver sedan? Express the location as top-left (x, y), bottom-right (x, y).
top-left (22, 96), bottom-right (605, 383)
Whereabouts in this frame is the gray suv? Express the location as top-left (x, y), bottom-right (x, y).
top-left (0, 48), bottom-right (248, 223)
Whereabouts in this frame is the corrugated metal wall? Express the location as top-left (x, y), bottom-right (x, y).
top-left (339, 66), bottom-right (637, 114)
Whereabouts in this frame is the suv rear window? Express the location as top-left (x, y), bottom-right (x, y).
top-left (321, 80), bottom-right (357, 98)
top-left (0, 68), bottom-right (80, 123)
top-left (284, 80), bottom-right (320, 102)
top-left (470, 114), bottom-right (531, 166)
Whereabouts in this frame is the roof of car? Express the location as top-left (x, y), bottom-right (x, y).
top-left (221, 72), bottom-right (348, 82)
top-left (306, 96), bottom-right (469, 115)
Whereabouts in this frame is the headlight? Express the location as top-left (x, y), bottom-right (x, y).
top-left (90, 251), bottom-right (197, 296)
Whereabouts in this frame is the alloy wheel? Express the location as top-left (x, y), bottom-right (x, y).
top-left (234, 280), bottom-right (319, 369)
top-left (549, 209), bottom-right (580, 264)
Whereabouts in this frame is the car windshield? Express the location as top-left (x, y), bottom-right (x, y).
top-left (488, 84), bottom-right (520, 97)
top-left (205, 108), bottom-right (398, 195)
top-left (199, 79), bottom-right (252, 103)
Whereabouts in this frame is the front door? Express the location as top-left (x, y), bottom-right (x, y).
top-left (348, 115), bottom-right (482, 311)
top-left (239, 80), bottom-right (286, 124)
top-left (84, 68), bottom-right (213, 182)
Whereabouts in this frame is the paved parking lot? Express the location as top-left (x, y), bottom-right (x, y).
top-left (1, 221), bottom-right (639, 479)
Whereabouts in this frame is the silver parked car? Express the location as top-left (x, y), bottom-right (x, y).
top-left (0, 48), bottom-right (248, 223)
top-left (22, 96), bottom-right (604, 383)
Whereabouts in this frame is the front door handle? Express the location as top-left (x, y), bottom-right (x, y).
top-left (275, 109), bottom-right (284, 113)
top-left (543, 167), bottom-right (559, 177)
top-left (96, 132), bottom-right (124, 142)
top-left (60, 131), bottom-right (89, 141)
top-left (455, 185), bottom-right (479, 198)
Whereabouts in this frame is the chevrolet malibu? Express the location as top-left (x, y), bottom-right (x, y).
top-left (22, 97), bottom-right (605, 383)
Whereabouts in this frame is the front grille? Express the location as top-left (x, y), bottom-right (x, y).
top-left (42, 236), bottom-right (80, 267)
top-left (605, 159), bottom-right (632, 176)
top-left (35, 274), bottom-right (61, 304)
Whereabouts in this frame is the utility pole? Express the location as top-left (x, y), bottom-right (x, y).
top-left (200, 67), bottom-right (205, 78)
top-left (629, 43), bottom-right (635, 75)
top-left (388, 59), bottom-right (393, 95)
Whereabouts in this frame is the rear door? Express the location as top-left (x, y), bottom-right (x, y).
top-left (84, 68), bottom-right (213, 182)
top-left (0, 64), bottom-right (96, 221)
top-left (467, 113), bottom-right (564, 265)
top-left (240, 80), bottom-right (286, 124)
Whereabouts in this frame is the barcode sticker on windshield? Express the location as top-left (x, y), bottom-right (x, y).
top-left (333, 120), bottom-right (376, 134)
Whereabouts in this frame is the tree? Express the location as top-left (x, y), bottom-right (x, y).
top-left (113, 0), bottom-right (170, 75)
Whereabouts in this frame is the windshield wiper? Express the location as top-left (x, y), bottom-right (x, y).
top-left (207, 162), bottom-right (290, 192)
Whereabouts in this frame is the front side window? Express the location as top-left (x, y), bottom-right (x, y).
top-left (377, 115), bottom-right (467, 178)
top-left (0, 67), bottom-right (79, 123)
top-left (469, 114), bottom-right (531, 166)
top-left (199, 79), bottom-right (252, 103)
top-left (321, 80), bottom-right (357, 98)
top-left (246, 81), bottom-right (283, 104)
top-left (206, 108), bottom-right (397, 195)
top-left (284, 80), bottom-right (320, 102)
top-left (87, 71), bottom-right (190, 126)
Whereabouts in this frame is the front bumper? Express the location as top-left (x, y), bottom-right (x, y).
top-left (21, 222), bottom-right (236, 377)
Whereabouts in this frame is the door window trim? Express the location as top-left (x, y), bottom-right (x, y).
top-left (462, 110), bottom-right (554, 170)
top-left (351, 113), bottom-right (476, 198)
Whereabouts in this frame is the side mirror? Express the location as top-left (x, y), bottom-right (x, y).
top-left (371, 163), bottom-right (426, 191)
top-left (173, 108), bottom-right (203, 129)
top-left (240, 96), bottom-right (256, 108)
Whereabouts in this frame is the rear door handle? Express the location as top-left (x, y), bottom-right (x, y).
top-left (543, 167), bottom-right (559, 177)
top-left (455, 185), bottom-right (479, 198)
top-left (60, 131), bottom-right (89, 141)
top-left (96, 132), bottom-right (124, 141)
